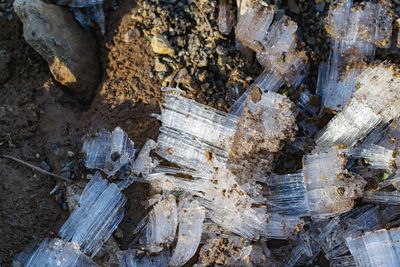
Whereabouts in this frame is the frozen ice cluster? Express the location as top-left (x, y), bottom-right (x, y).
top-left (15, 0), bottom-right (400, 266)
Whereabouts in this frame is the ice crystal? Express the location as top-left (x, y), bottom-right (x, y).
top-left (346, 227), bottom-right (400, 267)
top-left (82, 127), bottom-right (136, 176)
top-left (59, 172), bottom-right (127, 256)
top-left (14, 238), bottom-right (97, 267)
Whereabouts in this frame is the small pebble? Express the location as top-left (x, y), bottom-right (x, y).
top-left (151, 34), bottom-right (175, 56)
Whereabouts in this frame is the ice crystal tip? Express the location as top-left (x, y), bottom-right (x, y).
top-left (303, 147), bottom-right (366, 218)
top-left (346, 227), bottom-right (400, 267)
top-left (362, 191), bottom-right (400, 206)
top-left (55, 0), bottom-right (106, 33)
top-left (218, 0), bottom-right (234, 35)
top-left (326, 0), bottom-right (392, 51)
top-left (117, 249), bottom-right (170, 267)
top-left (317, 63), bottom-right (400, 148)
top-left (318, 0), bottom-right (393, 112)
top-left (140, 195), bottom-right (178, 250)
top-left (59, 172), bottom-right (127, 256)
top-left (149, 167), bottom-right (268, 240)
top-left (169, 199), bottom-right (205, 266)
top-left (131, 139), bottom-right (157, 176)
top-left (235, 1), bottom-right (274, 51)
top-left (82, 127), bottom-right (136, 176)
top-left (14, 238), bottom-right (97, 267)
top-left (347, 144), bottom-right (395, 170)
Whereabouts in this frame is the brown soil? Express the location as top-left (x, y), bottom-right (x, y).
top-left (0, 0), bottom-right (161, 265)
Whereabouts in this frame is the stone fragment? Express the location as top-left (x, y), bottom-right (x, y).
top-left (13, 0), bottom-right (101, 101)
top-left (151, 35), bottom-right (175, 56)
top-left (154, 58), bottom-right (168, 72)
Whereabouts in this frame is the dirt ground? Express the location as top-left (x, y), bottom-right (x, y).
top-left (0, 0), bottom-right (161, 265)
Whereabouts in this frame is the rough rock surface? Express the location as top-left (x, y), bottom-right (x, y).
top-left (13, 0), bottom-right (100, 101)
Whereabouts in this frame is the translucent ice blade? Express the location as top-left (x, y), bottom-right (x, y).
top-left (229, 69), bottom-right (284, 116)
top-left (20, 238), bottom-right (97, 267)
top-left (330, 255), bottom-right (356, 267)
top-left (317, 64), bottom-right (400, 147)
top-left (316, 99), bottom-right (381, 147)
top-left (117, 249), bottom-right (170, 267)
top-left (150, 167), bottom-right (268, 240)
top-left (161, 91), bottom-right (238, 150)
top-left (303, 147), bottom-right (366, 218)
top-left (82, 127), bottom-right (136, 176)
top-left (265, 213), bottom-right (304, 240)
top-left (143, 195), bottom-right (178, 248)
top-left (362, 191), bottom-right (400, 205)
top-left (169, 200), bottom-right (205, 266)
top-left (59, 173), bottom-right (127, 256)
top-left (218, 0), bottom-right (233, 35)
top-left (347, 144), bottom-right (395, 170)
top-left (235, 1), bottom-right (274, 51)
top-left (346, 228), bottom-right (400, 267)
top-left (156, 127), bottom-right (229, 172)
top-left (131, 139), bottom-right (157, 176)
top-left (318, 60), bottom-right (361, 111)
top-left (263, 173), bottom-right (309, 216)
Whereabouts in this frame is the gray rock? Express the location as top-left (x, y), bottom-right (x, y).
top-left (13, 0), bottom-right (101, 101)
top-left (0, 50), bottom-right (10, 83)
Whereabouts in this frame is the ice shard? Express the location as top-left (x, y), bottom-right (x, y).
top-left (218, 0), bottom-right (234, 35)
top-left (304, 147), bottom-right (365, 218)
top-left (148, 166), bottom-right (269, 240)
top-left (317, 0), bottom-right (393, 111)
top-left (362, 191), bottom-right (400, 205)
top-left (347, 144), bottom-right (395, 170)
top-left (346, 228), bottom-right (400, 267)
top-left (161, 90), bottom-right (237, 150)
top-left (260, 147), bottom-right (365, 218)
top-left (117, 249), bottom-right (170, 267)
top-left (317, 63), bottom-right (400, 148)
top-left (231, 14), bottom-right (308, 116)
top-left (235, 1), bottom-right (274, 52)
top-left (59, 172), bottom-right (127, 256)
top-left (169, 199), bottom-right (205, 266)
top-left (82, 127), bottom-right (136, 176)
top-left (134, 195), bottom-right (178, 252)
top-left (285, 204), bottom-right (400, 266)
top-left (265, 213), bottom-right (304, 240)
top-left (156, 127), bottom-right (230, 172)
top-left (131, 139), bottom-right (157, 177)
top-left (14, 238), bottom-right (97, 267)
top-left (262, 172), bottom-right (309, 216)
